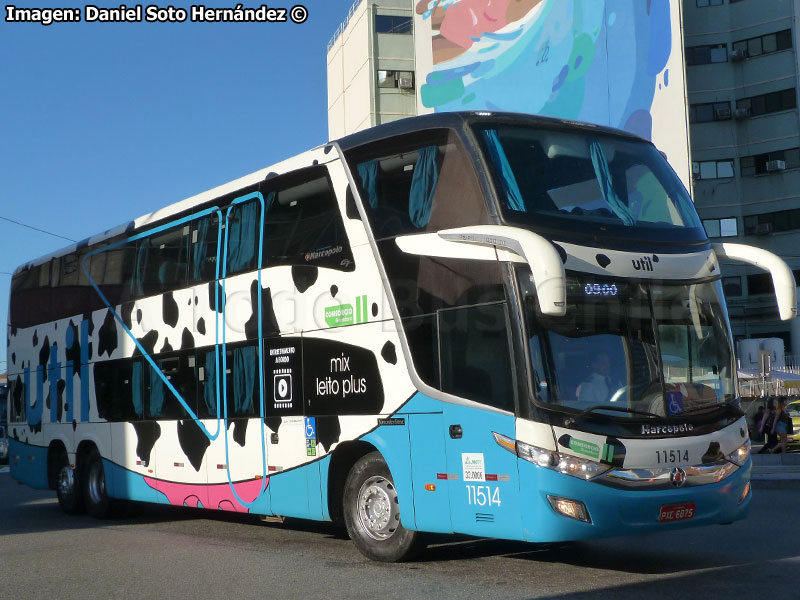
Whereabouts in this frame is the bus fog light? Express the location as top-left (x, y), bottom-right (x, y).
top-left (739, 481), bottom-right (751, 504)
top-left (728, 440), bottom-right (751, 467)
top-left (547, 495), bottom-right (591, 523)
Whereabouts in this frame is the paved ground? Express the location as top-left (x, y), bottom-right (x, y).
top-left (0, 471), bottom-right (797, 600)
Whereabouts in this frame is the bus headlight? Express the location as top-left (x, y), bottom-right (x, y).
top-left (727, 440), bottom-right (751, 467)
top-left (507, 436), bottom-right (612, 481)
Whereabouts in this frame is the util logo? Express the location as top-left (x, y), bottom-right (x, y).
top-left (632, 256), bottom-right (657, 272)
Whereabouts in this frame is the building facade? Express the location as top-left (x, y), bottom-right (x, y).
top-left (683, 0), bottom-right (800, 353)
top-left (327, 0), bottom-right (418, 139)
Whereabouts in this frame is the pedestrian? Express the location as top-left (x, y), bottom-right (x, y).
top-left (770, 397), bottom-right (790, 454)
top-left (757, 398), bottom-right (777, 453)
top-left (751, 405), bottom-right (765, 442)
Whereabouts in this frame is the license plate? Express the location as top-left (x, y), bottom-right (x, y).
top-left (658, 502), bottom-right (696, 523)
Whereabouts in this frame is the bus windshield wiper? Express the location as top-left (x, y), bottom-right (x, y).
top-left (565, 405), bottom-right (661, 427)
top-left (678, 403), bottom-right (744, 418)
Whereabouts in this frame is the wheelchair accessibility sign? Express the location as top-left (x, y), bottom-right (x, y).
top-left (305, 417), bottom-right (317, 456)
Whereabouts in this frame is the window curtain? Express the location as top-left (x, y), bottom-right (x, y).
top-left (589, 140), bottom-right (636, 226)
top-left (132, 361), bottom-right (143, 419)
top-left (409, 146), bottom-right (439, 228)
top-left (482, 129), bottom-right (525, 212)
top-left (192, 217), bottom-right (211, 281)
top-left (357, 160), bottom-right (380, 209)
top-left (132, 242), bottom-right (147, 297)
top-left (233, 346), bottom-right (256, 416)
top-left (226, 201), bottom-right (258, 274)
top-left (149, 365), bottom-right (165, 418)
top-left (203, 350), bottom-right (217, 416)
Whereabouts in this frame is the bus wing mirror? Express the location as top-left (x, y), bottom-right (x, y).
top-left (712, 242), bottom-right (798, 321)
top-left (437, 226), bottom-right (567, 316)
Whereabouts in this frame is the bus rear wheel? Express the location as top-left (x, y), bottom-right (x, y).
top-left (55, 451), bottom-right (83, 515)
top-left (82, 449), bottom-right (113, 518)
top-left (343, 452), bottom-right (424, 562)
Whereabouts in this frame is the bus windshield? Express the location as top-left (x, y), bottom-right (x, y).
top-left (473, 123), bottom-right (704, 242)
top-left (519, 269), bottom-right (737, 419)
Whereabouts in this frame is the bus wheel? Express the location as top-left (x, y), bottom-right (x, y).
top-left (55, 452), bottom-right (83, 515)
top-left (343, 452), bottom-right (424, 562)
top-left (82, 449), bottom-right (112, 518)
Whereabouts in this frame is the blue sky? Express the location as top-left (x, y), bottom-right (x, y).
top-left (0, 0), bottom-right (357, 373)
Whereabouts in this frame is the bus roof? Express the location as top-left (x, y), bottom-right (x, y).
top-left (12, 112), bottom-right (643, 275)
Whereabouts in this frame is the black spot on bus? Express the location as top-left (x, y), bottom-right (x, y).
top-left (291, 265), bottom-right (318, 294)
top-left (132, 421), bottom-right (161, 466)
top-left (57, 379), bottom-right (65, 422)
top-left (72, 420), bottom-right (77, 432)
top-left (197, 318), bottom-right (206, 336)
top-left (229, 419), bottom-right (248, 447)
top-left (125, 221), bottom-right (136, 232)
top-left (177, 419), bottom-right (211, 472)
top-left (381, 341), bottom-right (397, 365)
top-left (133, 331), bottom-right (159, 358)
top-left (181, 328), bottom-right (194, 350)
top-left (324, 145), bottom-right (333, 154)
top-left (313, 159), bottom-right (319, 166)
top-left (65, 321), bottom-right (81, 377)
top-left (596, 254), bottom-right (611, 269)
top-left (38, 337), bottom-right (51, 382)
top-left (121, 303), bottom-right (134, 330)
top-left (652, 255), bottom-right (660, 263)
top-left (160, 338), bottom-right (174, 353)
top-left (553, 243), bottom-right (568, 264)
top-left (137, 309), bottom-right (143, 324)
top-left (163, 291), bottom-right (179, 328)
top-left (208, 281), bottom-right (224, 313)
top-left (11, 353), bottom-right (16, 365)
top-left (372, 303), bottom-right (378, 317)
top-left (315, 416), bottom-right (341, 453)
top-left (264, 171), bottom-right (279, 181)
top-left (244, 281), bottom-right (280, 340)
top-left (194, 296), bottom-right (199, 306)
top-left (33, 330), bottom-right (39, 347)
top-left (330, 285), bottom-right (338, 297)
top-left (265, 416), bottom-right (282, 433)
top-left (98, 309), bottom-right (119, 358)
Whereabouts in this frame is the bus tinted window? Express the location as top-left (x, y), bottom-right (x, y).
top-left (191, 213), bottom-right (220, 282)
top-left (347, 129), bottom-right (490, 239)
top-left (262, 167), bottom-right (354, 271)
top-left (138, 226), bottom-right (191, 296)
top-left (226, 200), bottom-right (260, 276)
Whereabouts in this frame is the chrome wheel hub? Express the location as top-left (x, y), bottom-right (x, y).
top-left (357, 476), bottom-right (400, 540)
top-left (88, 462), bottom-right (105, 504)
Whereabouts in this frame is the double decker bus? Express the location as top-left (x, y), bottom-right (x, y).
top-left (7, 113), bottom-right (797, 561)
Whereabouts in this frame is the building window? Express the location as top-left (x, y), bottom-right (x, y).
top-left (689, 101), bottom-right (732, 123)
top-left (377, 70), bottom-right (414, 90)
top-left (732, 29), bottom-right (792, 59)
top-left (747, 273), bottom-right (774, 295)
top-left (692, 159), bottom-right (735, 179)
top-left (686, 44), bottom-right (727, 65)
top-left (703, 217), bottom-right (738, 238)
top-left (696, 0), bottom-right (724, 6)
top-left (736, 89), bottom-right (796, 117)
top-left (375, 14), bottom-right (412, 34)
top-left (722, 276), bottom-right (743, 297)
top-left (744, 208), bottom-right (800, 234)
top-left (740, 148), bottom-right (800, 176)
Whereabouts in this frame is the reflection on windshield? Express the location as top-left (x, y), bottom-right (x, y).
top-left (519, 269), bottom-right (736, 419)
top-left (474, 124), bottom-right (704, 237)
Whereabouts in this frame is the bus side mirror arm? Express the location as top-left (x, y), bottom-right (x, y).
top-left (712, 242), bottom-right (798, 321)
top-left (438, 226), bottom-right (567, 316)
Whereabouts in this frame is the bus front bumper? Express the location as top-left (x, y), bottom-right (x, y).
top-left (519, 459), bottom-right (752, 543)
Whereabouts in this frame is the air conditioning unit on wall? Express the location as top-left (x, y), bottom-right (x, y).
top-left (734, 107), bottom-right (751, 119)
top-left (766, 159), bottom-right (786, 172)
top-left (731, 48), bottom-right (749, 61)
top-left (397, 72), bottom-right (414, 90)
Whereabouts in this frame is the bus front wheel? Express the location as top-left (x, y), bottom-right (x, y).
top-left (343, 452), bottom-right (424, 562)
top-left (82, 449), bottom-right (112, 518)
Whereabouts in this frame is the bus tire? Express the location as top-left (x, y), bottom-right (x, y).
top-left (343, 452), bottom-right (424, 562)
top-left (55, 451), bottom-right (83, 515)
top-left (82, 449), bottom-right (112, 519)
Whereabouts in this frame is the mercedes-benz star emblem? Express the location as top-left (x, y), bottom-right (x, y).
top-left (670, 467), bottom-right (687, 488)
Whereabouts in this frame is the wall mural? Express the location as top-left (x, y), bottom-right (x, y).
top-left (416, 0), bottom-right (679, 150)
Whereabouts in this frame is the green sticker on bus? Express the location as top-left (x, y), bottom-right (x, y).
top-left (325, 295), bottom-right (368, 328)
top-left (569, 438), bottom-right (601, 460)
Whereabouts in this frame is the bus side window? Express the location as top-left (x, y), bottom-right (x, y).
top-left (8, 375), bottom-right (26, 424)
top-left (261, 166), bottom-right (354, 271)
top-left (138, 226), bottom-right (191, 296)
top-left (225, 343), bottom-right (258, 418)
top-left (198, 348), bottom-right (220, 419)
top-left (225, 200), bottom-right (260, 277)
top-left (154, 354), bottom-right (197, 420)
top-left (93, 359), bottom-right (135, 422)
top-left (89, 243), bottom-right (137, 307)
top-left (438, 303), bottom-right (516, 413)
top-left (190, 214), bottom-right (219, 282)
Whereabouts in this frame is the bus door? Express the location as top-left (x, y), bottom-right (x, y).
top-left (438, 302), bottom-right (524, 539)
